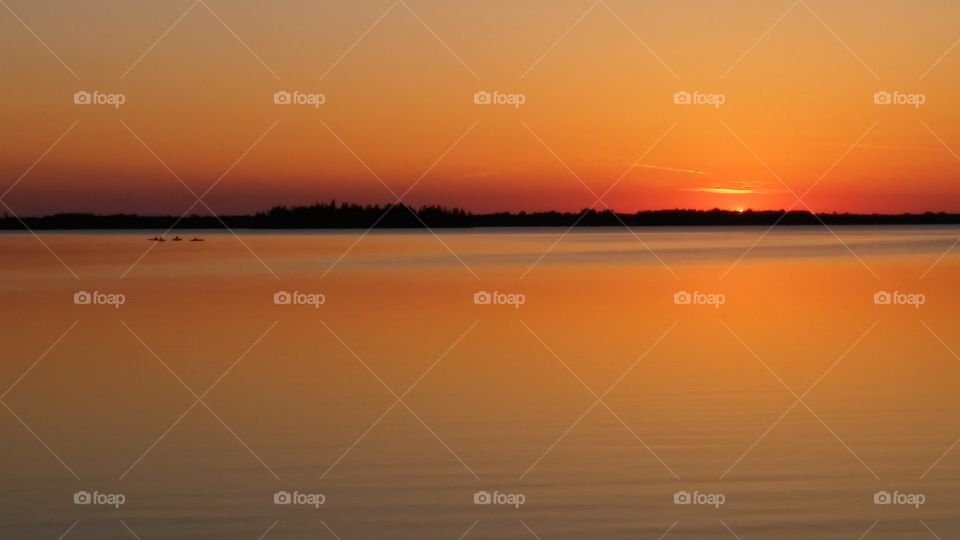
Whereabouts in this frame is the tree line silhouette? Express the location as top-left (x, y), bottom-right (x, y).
top-left (2, 201), bottom-right (960, 230)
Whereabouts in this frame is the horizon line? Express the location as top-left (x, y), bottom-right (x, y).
top-left (7, 201), bottom-right (960, 220)
top-left (4, 203), bottom-right (960, 231)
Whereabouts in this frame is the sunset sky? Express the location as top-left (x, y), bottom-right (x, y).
top-left (2, 0), bottom-right (960, 215)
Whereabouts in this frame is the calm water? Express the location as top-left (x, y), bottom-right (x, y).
top-left (0, 227), bottom-right (958, 539)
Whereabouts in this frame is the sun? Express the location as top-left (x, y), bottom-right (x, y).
top-left (735, 207), bottom-right (745, 213)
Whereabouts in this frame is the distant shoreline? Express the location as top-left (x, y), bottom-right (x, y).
top-left (3, 203), bottom-right (960, 230)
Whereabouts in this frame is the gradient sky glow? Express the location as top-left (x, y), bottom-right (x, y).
top-left (2, 0), bottom-right (960, 215)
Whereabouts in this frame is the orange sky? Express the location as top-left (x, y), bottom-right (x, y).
top-left (1, 0), bottom-right (960, 215)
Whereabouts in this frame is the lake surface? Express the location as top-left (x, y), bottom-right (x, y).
top-left (0, 227), bottom-right (958, 539)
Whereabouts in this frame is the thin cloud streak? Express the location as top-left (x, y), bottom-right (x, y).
top-left (682, 187), bottom-right (756, 195)
top-left (633, 164), bottom-right (706, 175)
